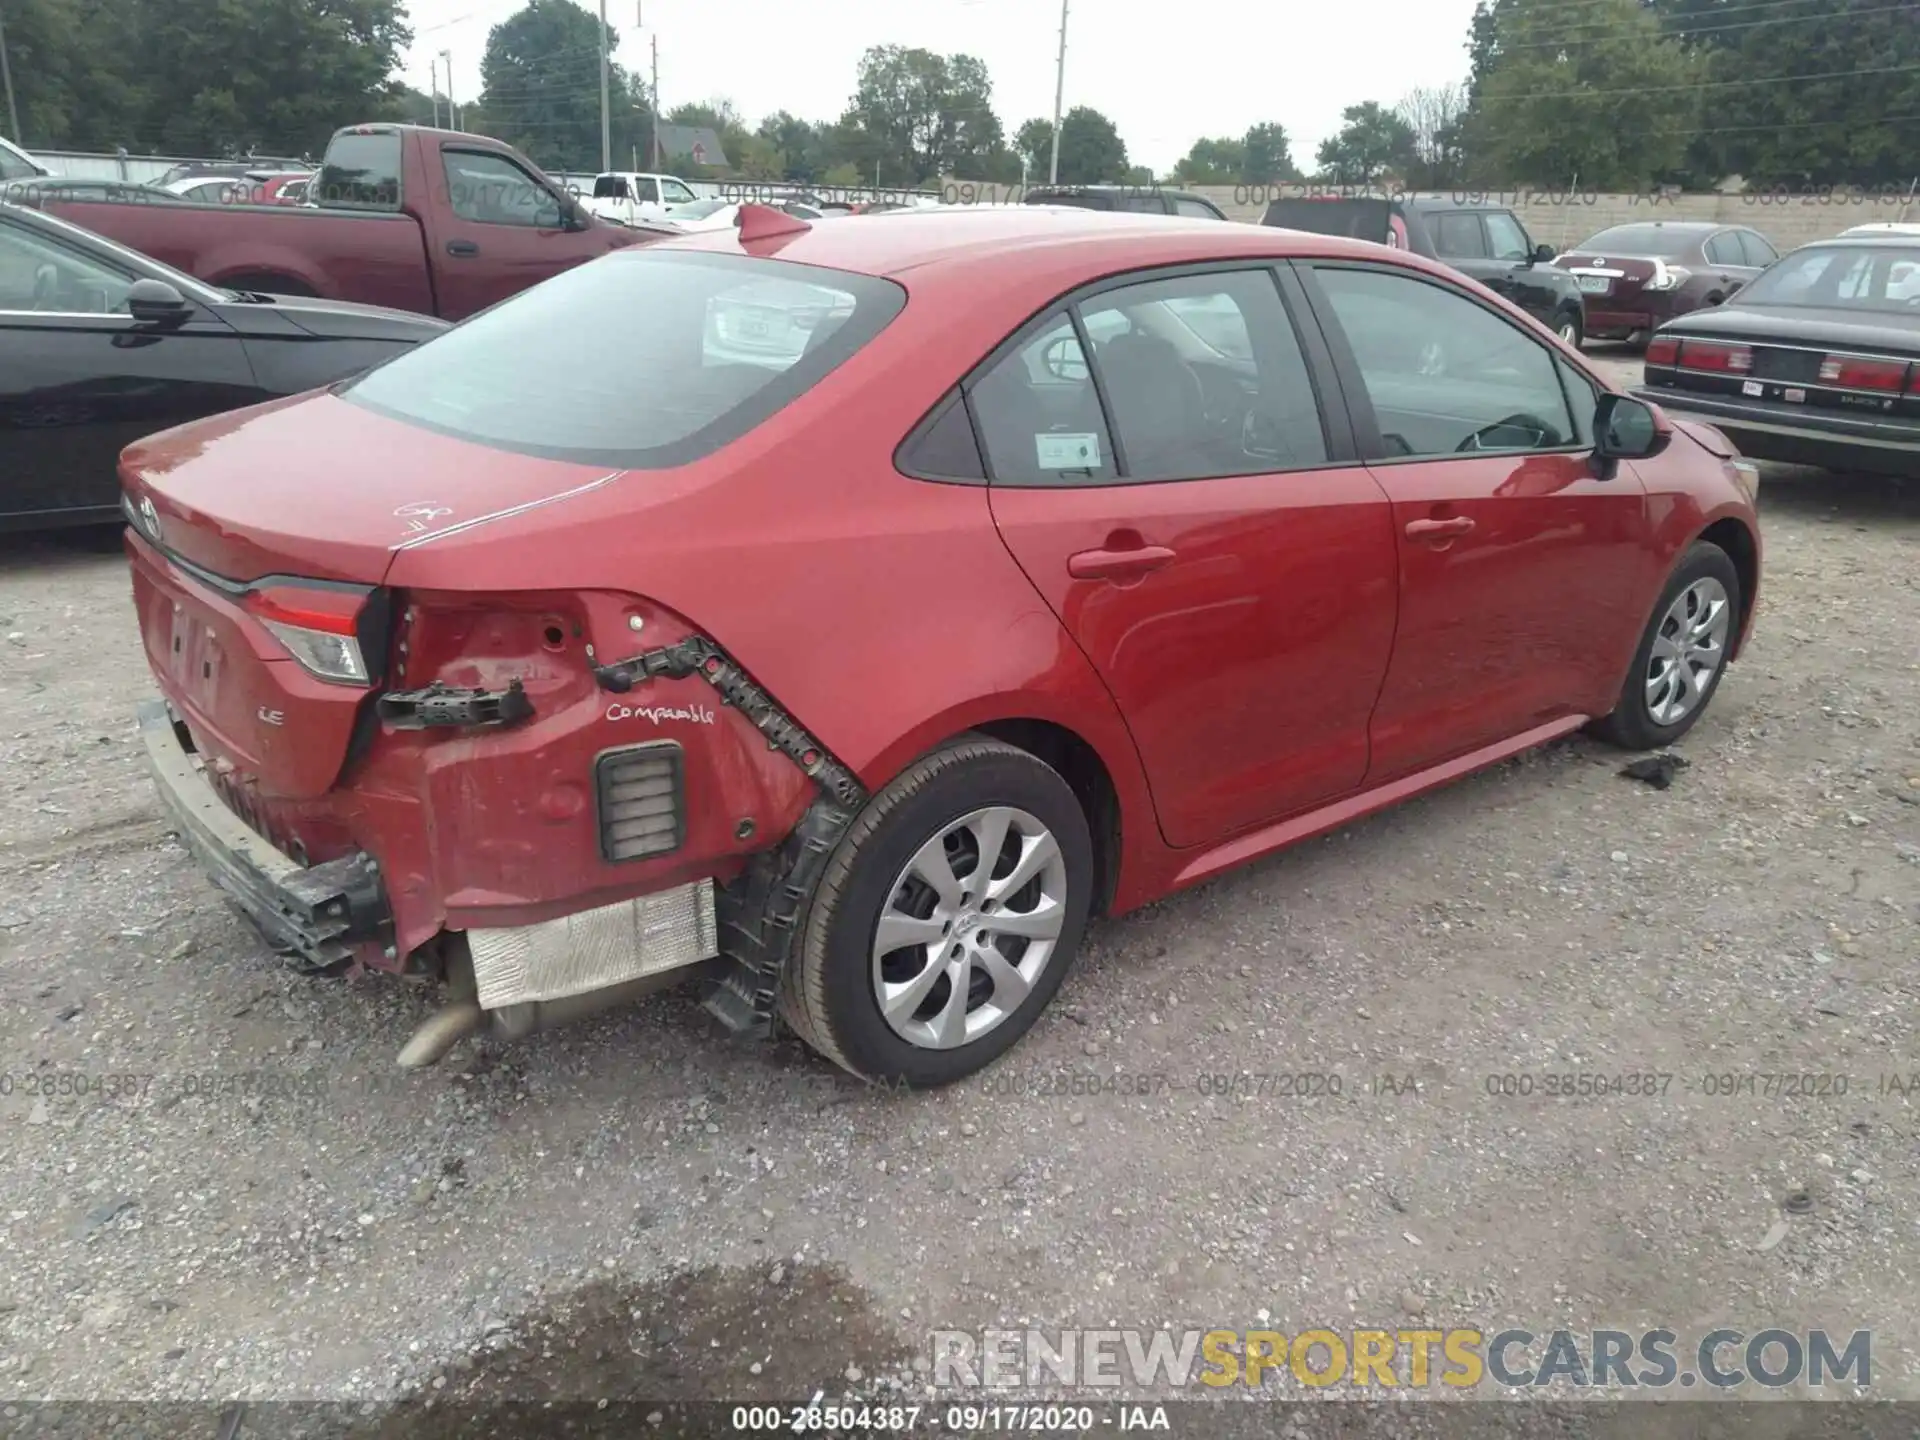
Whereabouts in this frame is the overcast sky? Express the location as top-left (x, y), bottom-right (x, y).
top-left (401, 0), bottom-right (1482, 176)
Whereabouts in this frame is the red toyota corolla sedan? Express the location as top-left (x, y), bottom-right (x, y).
top-left (118, 204), bottom-right (1762, 1087)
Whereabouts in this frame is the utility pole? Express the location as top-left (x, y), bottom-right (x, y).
top-left (1048, 0), bottom-right (1068, 185)
top-left (430, 57), bottom-right (442, 129)
top-left (0, 1), bottom-right (22, 147)
top-left (440, 49), bottom-right (457, 130)
top-left (598, 0), bottom-right (612, 173)
top-left (650, 33), bottom-right (660, 171)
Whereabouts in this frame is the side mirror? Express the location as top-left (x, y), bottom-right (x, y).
top-left (1533, 242), bottom-right (1557, 264)
top-left (126, 278), bottom-right (192, 328)
top-left (1594, 393), bottom-right (1668, 462)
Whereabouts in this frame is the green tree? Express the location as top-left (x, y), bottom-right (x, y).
top-left (1241, 123), bottom-right (1301, 184)
top-left (0, 0), bottom-right (131, 148)
top-left (2, 0), bottom-right (409, 155)
top-left (1315, 101), bottom-right (1417, 184)
top-left (1013, 116), bottom-right (1054, 179)
top-left (1015, 106), bottom-right (1128, 184)
top-left (1172, 136), bottom-right (1244, 185)
top-left (1396, 85), bottom-right (1468, 188)
top-left (756, 110), bottom-right (830, 181)
top-left (1651, 0), bottom-right (1920, 186)
top-left (474, 0), bottom-right (649, 173)
top-left (1460, 0), bottom-right (1701, 189)
top-left (839, 45), bottom-right (1007, 184)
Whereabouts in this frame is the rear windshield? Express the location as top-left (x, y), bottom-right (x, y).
top-left (1263, 198), bottom-right (1391, 243)
top-left (669, 199), bottom-right (730, 220)
top-left (340, 250), bottom-right (907, 468)
top-left (1028, 191), bottom-right (1116, 210)
top-left (1736, 245), bottom-right (1920, 311)
top-left (311, 132), bottom-right (403, 211)
top-left (1575, 224), bottom-right (1701, 257)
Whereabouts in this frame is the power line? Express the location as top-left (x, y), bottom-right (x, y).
top-left (1493, 0), bottom-right (1916, 49)
top-left (1486, 58), bottom-right (1920, 98)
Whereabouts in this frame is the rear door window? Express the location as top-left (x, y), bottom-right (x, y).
top-left (1432, 212), bottom-right (1490, 259)
top-left (1077, 269), bottom-right (1328, 479)
top-left (312, 131), bottom-right (403, 211)
top-left (1737, 230), bottom-right (1778, 268)
top-left (341, 251), bottom-right (906, 468)
top-left (1705, 232), bottom-right (1743, 266)
top-left (967, 315), bottom-right (1118, 483)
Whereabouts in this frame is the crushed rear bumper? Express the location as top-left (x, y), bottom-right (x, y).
top-left (137, 699), bottom-right (393, 973)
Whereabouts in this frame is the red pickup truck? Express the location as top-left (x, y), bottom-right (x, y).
top-left (26, 125), bottom-right (660, 320)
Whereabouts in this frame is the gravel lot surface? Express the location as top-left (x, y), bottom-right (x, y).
top-left (0, 348), bottom-right (1915, 1429)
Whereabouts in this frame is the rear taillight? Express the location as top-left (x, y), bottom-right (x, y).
top-left (1818, 354), bottom-right (1909, 392)
top-left (1646, 336), bottom-right (1681, 366)
top-left (244, 585), bottom-right (372, 684)
top-left (1645, 261), bottom-right (1691, 292)
top-left (1680, 341), bottom-right (1753, 374)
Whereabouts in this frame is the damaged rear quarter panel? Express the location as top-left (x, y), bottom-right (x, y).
top-left (351, 586), bottom-right (814, 951)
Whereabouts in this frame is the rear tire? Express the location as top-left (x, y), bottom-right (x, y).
top-left (780, 736), bottom-right (1093, 1087)
top-left (1592, 542), bottom-right (1741, 751)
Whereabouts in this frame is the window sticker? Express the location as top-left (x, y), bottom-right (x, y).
top-left (1036, 432), bottom-right (1102, 470)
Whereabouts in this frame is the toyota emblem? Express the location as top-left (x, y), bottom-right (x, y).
top-left (137, 495), bottom-right (162, 542)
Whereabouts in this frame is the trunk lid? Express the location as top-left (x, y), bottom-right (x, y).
top-left (120, 390), bottom-right (617, 586)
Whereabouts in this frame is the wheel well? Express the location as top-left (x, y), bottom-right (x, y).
top-left (218, 271), bottom-right (316, 298)
top-left (1699, 517), bottom-right (1758, 646)
top-left (972, 718), bottom-right (1122, 918)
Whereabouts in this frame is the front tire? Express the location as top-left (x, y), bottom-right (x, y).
top-left (780, 736), bottom-right (1093, 1087)
top-left (1555, 309), bottom-right (1585, 349)
top-left (1592, 542), bottom-right (1741, 750)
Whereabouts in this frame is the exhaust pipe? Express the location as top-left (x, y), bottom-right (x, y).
top-left (395, 943), bottom-right (721, 1068)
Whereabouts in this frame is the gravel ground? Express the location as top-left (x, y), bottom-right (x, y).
top-left (1, 348), bottom-right (1916, 1426)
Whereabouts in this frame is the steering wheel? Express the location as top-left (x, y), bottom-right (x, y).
top-left (1457, 412), bottom-right (1555, 453)
top-left (31, 263), bottom-right (60, 311)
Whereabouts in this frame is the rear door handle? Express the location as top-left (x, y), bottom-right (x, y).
top-left (446, 239), bottom-right (480, 257)
top-left (1067, 544), bottom-right (1177, 581)
top-left (1405, 516), bottom-right (1475, 540)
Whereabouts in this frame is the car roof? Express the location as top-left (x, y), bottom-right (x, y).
top-left (1585, 219), bottom-right (1723, 233)
top-left (651, 203), bottom-right (1429, 280)
top-left (1797, 234), bottom-right (1920, 248)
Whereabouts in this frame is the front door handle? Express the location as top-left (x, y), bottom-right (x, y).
top-left (1068, 544), bottom-right (1177, 581)
top-left (1405, 516), bottom-right (1475, 541)
top-left (446, 239), bottom-right (480, 257)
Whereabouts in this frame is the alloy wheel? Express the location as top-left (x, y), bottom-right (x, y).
top-left (870, 806), bottom-right (1069, 1050)
top-left (1645, 577), bottom-right (1731, 726)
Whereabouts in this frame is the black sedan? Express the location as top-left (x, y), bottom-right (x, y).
top-left (1, 200), bottom-right (447, 533)
top-left (1634, 236), bottom-right (1920, 477)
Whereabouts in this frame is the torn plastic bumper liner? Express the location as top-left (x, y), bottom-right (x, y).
top-left (376, 678), bottom-right (534, 730)
top-left (137, 700), bottom-right (393, 975)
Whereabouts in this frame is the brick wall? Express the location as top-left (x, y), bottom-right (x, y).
top-left (934, 180), bottom-right (1919, 251)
